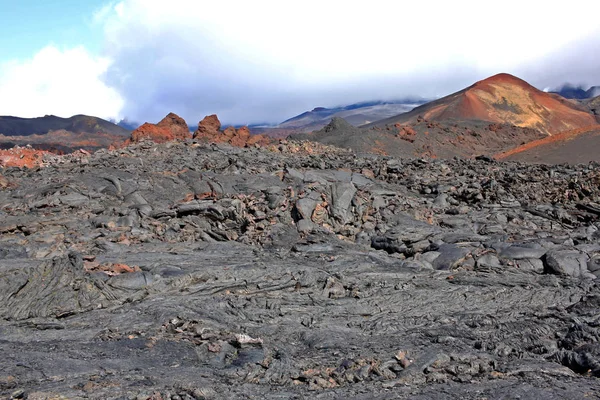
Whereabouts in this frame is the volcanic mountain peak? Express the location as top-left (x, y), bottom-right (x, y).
top-left (551, 84), bottom-right (600, 100)
top-left (475, 72), bottom-right (529, 87)
top-left (371, 73), bottom-right (598, 136)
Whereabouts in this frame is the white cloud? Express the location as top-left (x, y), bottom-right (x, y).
top-left (3, 1), bottom-right (600, 124)
top-left (515, 33), bottom-right (600, 91)
top-left (0, 45), bottom-right (124, 120)
top-left (94, 0), bottom-right (600, 125)
top-left (101, 0), bottom-right (600, 78)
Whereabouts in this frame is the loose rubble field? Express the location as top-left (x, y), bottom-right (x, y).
top-left (2, 140), bottom-right (600, 399)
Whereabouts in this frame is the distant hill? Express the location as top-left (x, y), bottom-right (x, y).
top-left (366, 73), bottom-right (598, 135)
top-left (551, 84), bottom-right (600, 100)
top-left (272, 100), bottom-right (425, 134)
top-left (0, 114), bottom-right (130, 136)
top-left (0, 115), bottom-right (131, 153)
top-left (584, 95), bottom-right (600, 123)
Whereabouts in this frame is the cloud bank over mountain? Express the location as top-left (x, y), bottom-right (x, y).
top-left (2, 0), bottom-right (600, 124)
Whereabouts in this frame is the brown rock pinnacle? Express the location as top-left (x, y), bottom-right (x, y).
top-left (131, 112), bottom-right (190, 143)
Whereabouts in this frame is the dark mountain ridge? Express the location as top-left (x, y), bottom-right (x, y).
top-left (0, 114), bottom-right (131, 136)
top-left (551, 84), bottom-right (600, 100)
top-left (279, 99), bottom-right (425, 125)
top-left (273, 99), bottom-right (426, 133)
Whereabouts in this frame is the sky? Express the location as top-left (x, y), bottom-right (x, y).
top-left (1, 0), bottom-right (599, 126)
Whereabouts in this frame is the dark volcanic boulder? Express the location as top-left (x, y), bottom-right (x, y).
top-left (432, 244), bottom-right (470, 270)
top-left (543, 250), bottom-right (595, 279)
top-left (371, 214), bottom-right (440, 254)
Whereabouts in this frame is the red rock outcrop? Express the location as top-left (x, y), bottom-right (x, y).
top-left (246, 129), bottom-right (271, 147)
top-left (156, 112), bottom-right (190, 140)
top-left (131, 112), bottom-right (190, 143)
top-left (194, 114), bottom-right (221, 138)
top-left (222, 126), bottom-right (238, 141)
top-left (193, 114), bottom-right (271, 147)
top-left (130, 123), bottom-right (173, 143)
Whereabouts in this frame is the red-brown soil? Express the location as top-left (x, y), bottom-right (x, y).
top-left (0, 147), bottom-right (49, 168)
top-left (495, 126), bottom-right (600, 164)
top-left (294, 117), bottom-right (545, 159)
